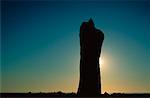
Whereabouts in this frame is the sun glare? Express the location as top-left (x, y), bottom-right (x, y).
top-left (99, 57), bottom-right (103, 66)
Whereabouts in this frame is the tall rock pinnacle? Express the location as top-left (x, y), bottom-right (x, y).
top-left (77, 19), bottom-right (104, 96)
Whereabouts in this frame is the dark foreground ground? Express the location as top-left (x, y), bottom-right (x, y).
top-left (1, 92), bottom-right (150, 98)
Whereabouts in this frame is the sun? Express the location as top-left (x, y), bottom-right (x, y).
top-left (99, 57), bottom-right (104, 66)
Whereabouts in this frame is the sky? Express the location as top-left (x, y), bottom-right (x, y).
top-left (1, 0), bottom-right (150, 93)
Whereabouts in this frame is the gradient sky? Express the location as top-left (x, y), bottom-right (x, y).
top-left (1, 0), bottom-right (150, 93)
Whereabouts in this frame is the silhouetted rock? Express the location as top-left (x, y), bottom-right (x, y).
top-left (77, 19), bottom-right (104, 96)
top-left (104, 92), bottom-right (109, 96)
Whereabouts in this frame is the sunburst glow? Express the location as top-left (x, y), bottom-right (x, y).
top-left (99, 57), bottom-right (104, 66)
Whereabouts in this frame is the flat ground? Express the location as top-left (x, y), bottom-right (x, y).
top-left (1, 93), bottom-right (150, 98)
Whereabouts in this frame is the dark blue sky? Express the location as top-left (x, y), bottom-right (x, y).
top-left (1, 0), bottom-right (150, 93)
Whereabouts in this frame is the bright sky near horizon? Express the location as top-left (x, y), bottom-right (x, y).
top-left (1, 0), bottom-right (150, 93)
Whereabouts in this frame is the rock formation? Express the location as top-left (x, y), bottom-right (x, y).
top-left (77, 19), bottom-right (104, 96)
